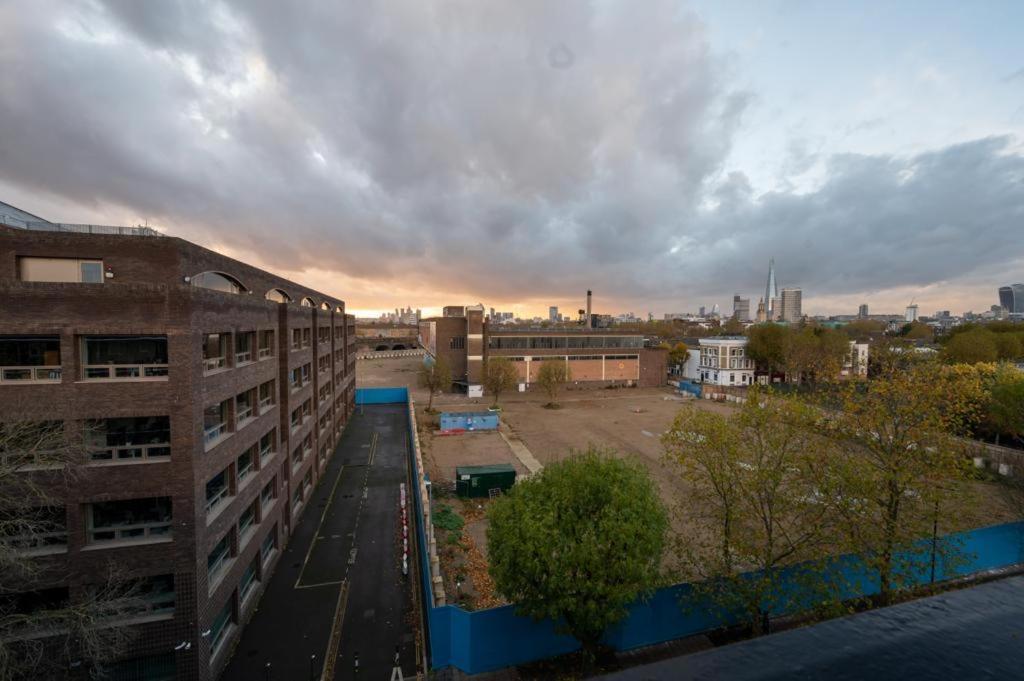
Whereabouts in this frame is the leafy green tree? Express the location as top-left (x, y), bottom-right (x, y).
top-left (842, 320), bottom-right (886, 342)
top-left (482, 357), bottom-right (518, 408)
top-left (984, 367), bottom-right (1024, 446)
top-left (824, 362), bottom-right (983, 602)
top-left (746, 324), bottom-right (788, 375)
top-left (994, 333), bottom-right (1023, 361)
top-left (487, 448), bottom-right (667, 661)
top-left (663, 390), bottom-right (839, 633)
top-left (668, 342), bottom-right (690, 369)
top-left (536, 359), bottom-right (571, 407)
top-left (720, 317), bottom-right (745, 335)
top-left (418, 355), bottom-right (451, 412)
top-left (902, 321), bottom-right (934, 341)
top-left (942, 328), bottom-right (998, 364)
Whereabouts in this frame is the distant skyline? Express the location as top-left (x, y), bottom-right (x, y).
top-left (1, 1), bottom-right (1022, 318)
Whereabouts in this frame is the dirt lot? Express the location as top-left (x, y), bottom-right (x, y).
top-left (358, 356), bottom-right (1021, 608)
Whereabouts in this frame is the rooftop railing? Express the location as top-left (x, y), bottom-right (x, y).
top-left (1, 215), bottom-right (162, 237)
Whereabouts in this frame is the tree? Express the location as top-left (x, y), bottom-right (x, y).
top-left (482, 357), bottom-right (518, 408)
top-left (746, 324), bottom-right (788, 375)
top-left (535, 360), bottom-right (571, 408)
top-left (984, 367), bottom-right (1024, 446)
top-left (667, 342), bottom-right (690, 369)
top-left (418, 355), bottom-right (451, 412)
top-left (994, 333), bottom-right (1023, 361)
top-left (720, 317), bottom-right (745, 335)
top-left (0, 421), bottom-right (147, 679)
top-left (902, 321), bottom-right (934, 341)
top-left (942, 328), bottom-right (998, 364)
top-left (842, 320), bottom-right (885, 342)
top-left (487, 448), bottom-right (667, 662)
top-left (662, 390), bottom-right (839, 633)
top-left (823, 362), bottom-right (984, 602)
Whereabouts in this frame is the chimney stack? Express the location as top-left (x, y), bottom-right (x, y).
top-left (586, 289), bottom-right (592, 329)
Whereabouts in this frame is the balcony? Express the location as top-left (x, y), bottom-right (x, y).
top-left (0, 337), bottom-right (61, 384)
top-left (82, 336), bottom-right (168, 381)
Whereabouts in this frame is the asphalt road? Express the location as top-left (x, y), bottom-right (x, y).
top-left (220, 404), bottom-right (417, 681)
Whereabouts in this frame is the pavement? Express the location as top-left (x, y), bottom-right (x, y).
top-left (220, 404), bottom-right (418, 681)
top-left (598, 574), bottom-right (1024, 681)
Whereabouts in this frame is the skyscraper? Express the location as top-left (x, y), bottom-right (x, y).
top-left (764, 258), bottom-right (778, 320)
top-left (732, 295), bottom-right (750, 322)
top-left (780, 288), bottom-right (802, 322)
top-left (998, 284), bottom-right (1024, 315)
top-left (858, 303), bottom-right (869, 319)
top-left (548, 306), bottom-right (559, 322)
top-left (905, 304), bottom-right (919, 322)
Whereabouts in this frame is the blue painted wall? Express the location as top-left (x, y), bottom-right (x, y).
top-left (355, 386), bottom-right (409, 405)
top-left (439, 412), bottom-right (499, 431)
top-left (677, 380), bottom-right (702, 397)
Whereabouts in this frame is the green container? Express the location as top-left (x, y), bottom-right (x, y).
top-left (455, 464), bottom-right (517, 498)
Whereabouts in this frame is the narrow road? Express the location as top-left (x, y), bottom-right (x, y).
top-left (220, 404), bottom-right (417, 680)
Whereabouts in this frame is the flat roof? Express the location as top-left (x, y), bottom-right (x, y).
top-left (456, 464), bottom-right (516, 475)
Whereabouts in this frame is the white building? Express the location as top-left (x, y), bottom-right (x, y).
top-left (682, 337), bottom-right (755, 386)
top-left (905, 304), bottom-right (919, 322)
top-left (842, 341), bottom-right (870, 377)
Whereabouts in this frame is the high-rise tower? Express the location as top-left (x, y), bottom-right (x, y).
top-left (764, 258), bottom-right (778, 320)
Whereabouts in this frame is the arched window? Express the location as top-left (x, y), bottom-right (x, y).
top-left (320, 302), bottom-right (330, 311)
top-left (300, 297), bottom-right (315, 308)
top-left (265, 288), bottom-right (291, 303)
top-left (191, 271), bottom-right (246, 294)
top-left (335, 306), bottom-right (344, 314)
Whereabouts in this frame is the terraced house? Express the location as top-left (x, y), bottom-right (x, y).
top-left (0, 205), bottom-right (356, 680)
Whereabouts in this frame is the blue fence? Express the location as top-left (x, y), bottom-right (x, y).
top-left (677, 380), bottom-right (702, 398)
top-left (365, 385), bottom-right (1024, 675)
top-left (439, 411), bottom-right (500, 431)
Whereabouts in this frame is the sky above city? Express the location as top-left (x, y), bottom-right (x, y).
top-left (1, 1), bottom-right (1023, 318)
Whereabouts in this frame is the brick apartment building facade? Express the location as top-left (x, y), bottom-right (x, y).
top-left (419, 306), bottom-right (666, 395)
top-left (0, 217), bottom-right (356, 680)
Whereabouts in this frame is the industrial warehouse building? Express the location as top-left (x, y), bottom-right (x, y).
top-left (419, 305), bottom-right (666, 396)
top-left (0, 209), bottom-right (355, 680)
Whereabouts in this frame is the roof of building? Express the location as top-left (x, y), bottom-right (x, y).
top-left (456, 464), bottom-right (516, 475)
top-left (599, 574), bottom-right (1024, 681)
top-left (0, 200), bottom-right (50, 224)
top-left (0, 199), bottom-right (160, 237)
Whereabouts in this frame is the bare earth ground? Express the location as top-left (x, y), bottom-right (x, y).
top-left (358, 357), bottom-right (1020, 607)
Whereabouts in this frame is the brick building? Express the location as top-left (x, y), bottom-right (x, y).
top-left (419, 306), bottom-right (666, 395)
top-left (0, 216), bottom-right (355, 680)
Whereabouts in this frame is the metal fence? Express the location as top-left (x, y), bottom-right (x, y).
top-left (1, 215), bottom-right (161, 237)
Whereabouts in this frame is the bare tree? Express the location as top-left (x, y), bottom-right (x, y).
top-left (536, 360), bottom-right (571, 408)
top-left (0, 420), bottom-right (147, 679)
top-left (418, 355), bottom-right (451, 413)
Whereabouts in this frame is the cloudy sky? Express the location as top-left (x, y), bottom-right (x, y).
top-left (1, 1), bottom-right (1022, 318)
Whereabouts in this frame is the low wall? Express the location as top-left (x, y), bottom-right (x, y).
top-left (440, 411), bottom-right (499, 431)
top-left (359, 387), bottom-right (1024, 676)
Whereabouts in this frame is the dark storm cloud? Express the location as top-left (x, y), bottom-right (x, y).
top-left (0, 1), bottom-right (1022, 310)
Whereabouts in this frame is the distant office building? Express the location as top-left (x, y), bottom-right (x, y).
top-left (443, 305), bottom-right (465, 317)
top-left (780, 288), bottom-right (802, 322)
top-left (698, 305), bottom-right (706, 317)
top-left (710, 303), bottom-right (720, 318)
top-left (999, 284), bottom-right (1024, 315)
top-left (858, 304), bottom-right (869, 319)
top-left (733, 295), bottom-right (751, 322)
top-left (905, 304), bottom-right (919, 322)
top-left (549, 306), bottom-right (558, 322)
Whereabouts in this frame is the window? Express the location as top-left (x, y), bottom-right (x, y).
top-left (302, 469), bottom-right (313, 495)
top-left (83, 336), bottom-right (168, 379)
top-left (0, 506), bottom-right (66, 554)
top-left (258, 380), bottom-right (276, 409)
top-left (204, 399), bottom-right (232, 446)
top-left (259, 429), bottom-right (276, 463)
top-left (300, 297), bottom-right (315, 307)
top-left (0, 336), bottom-right (61, 383)
top-left (260, 524), bottom-right (277, 564)
top-left (291, 328), bottom-right (302, 351)
top-left (203, 333), bottom-right (229, 372)
top-left (302, 432), bottom-right (313, 455)
top-left (18, 257), bottom-right (103, 283)
top-left (135, 574), bottom-right (175, 618)
top-left (260, 478), bottom-right (276, 512)
top-left (87, 497), bottom-right (171, 544)
top-left (209, 598), bottom-right (234, 655)
top-left (239, 557), bottom-right (259, 603)
top-left (292, 483), bottom-right (303, 509)
top-left (207, 532), bottom-right (233, 585)
top-left (235, 332), bottom-right (254, 365)
top-left (191, 271), bottom-right (245, 294)
top-left (318, 327), bottom-right (330, 344)
top-left (258, 330), bottom-right (275, 359)
top-left (205, 468), bottom-right (232, 516)
top-left (237, 447), bottom-right (255, 486)
top-left (318, 382), bottom-right (331, 404)
top-left (236, 389), bottom-right (256, 425)
top-left (265, 288), bottom-right (291, 303)
top-left (318, 355), bottom-right (330, 374)
top-left (302, 328), bottom-right (311, 347)
top-left (87, 416), bottom-right (170, 463)
top-left (290, 406), bottom-right (303, 431)
top-left (292, 444), bottom-right (303, 469)
top-left (450, 336), bottom-right (465, 350)
top-left (0, 420), bottom-right (65, 469)
top-left (238, 500), bottom-right (257, 544)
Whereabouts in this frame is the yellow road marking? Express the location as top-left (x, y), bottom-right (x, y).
top-left (294, 464), bottom-right (346, 589)
top-left (320, 580), bottom-right (350, 681)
